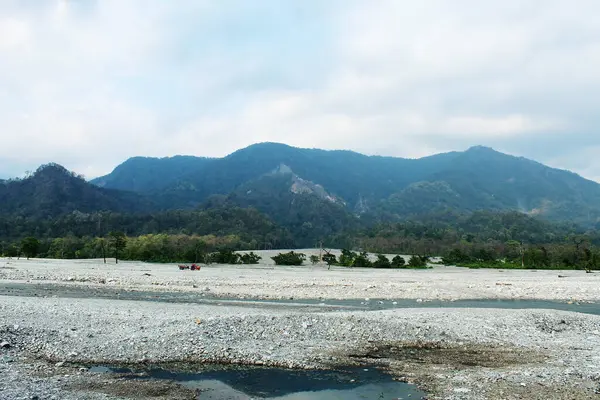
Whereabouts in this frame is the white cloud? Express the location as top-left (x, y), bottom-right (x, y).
top-left (0, 0), bottom-right (600, 180)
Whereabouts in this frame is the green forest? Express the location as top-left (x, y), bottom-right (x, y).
top-left (3, 146), bottom-right (600, 271)
top-left (3, 207), bottom-right (600, 271)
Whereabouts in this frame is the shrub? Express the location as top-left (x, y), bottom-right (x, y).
top-left (391, 255), bottom-right (406, 268)
top-left (210, 249), bottom-right (240, 264)
top-left (352, 252), bottom-right (372, 268)
top-left (322, 253), bottom-right (337, 266)
top-left (373, 254), bottom-right (392, 268)
top-left (272, 251), bottom-right (306, 266)
top-left (408, 255), bottom-right (429, 268)
top-left (339, 249), bottom-right (357, 266)
top-left (443, 248), bottom-right (472, 265)
top-left (240, 252), bottom-right (261, 264)
top-left (309, 255), bottom-right (320, 265)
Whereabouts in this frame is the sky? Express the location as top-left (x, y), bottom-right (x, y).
top-left (1, 0), bottom-right (600, 181)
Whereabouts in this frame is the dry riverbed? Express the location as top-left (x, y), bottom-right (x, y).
top-left (1, 254), bottom-right (600, 399)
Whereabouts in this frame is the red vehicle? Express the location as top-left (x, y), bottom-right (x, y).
top-left (178, 264), bottom-right (201, 271)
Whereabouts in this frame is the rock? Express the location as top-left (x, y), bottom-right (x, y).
top-left (0, 341), bottom-right (10, 349)
top-left (55, 362), bottom-right (65, 367)
top-left (68, 351), bottom-right (78, 357)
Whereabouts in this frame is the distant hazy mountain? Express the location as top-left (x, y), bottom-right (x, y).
top-left (0, 164), bottom-right (151, 218)
top-left (92, 143), bottom-right (600, 226)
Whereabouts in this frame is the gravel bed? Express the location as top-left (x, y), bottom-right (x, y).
top-left (1, 253), bottom-right (599, 301)
top-left (2, 255), bottom-right (600, 399)
top-left (2, 295), bottom-right (600, 399)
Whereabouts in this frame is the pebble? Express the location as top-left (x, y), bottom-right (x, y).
top-left (2, 258), bottom-right (600, 400)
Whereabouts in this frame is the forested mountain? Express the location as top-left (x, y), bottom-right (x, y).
top-left (0, 164), bottom-right (152, 219)
top-left (3, 145), bottom-right (600, 268)
top-left (93, 143), bottom-right (600, 227)
top-left (92, 155), bottom-right (213, 193)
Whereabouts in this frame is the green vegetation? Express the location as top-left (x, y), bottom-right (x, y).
top-left (92, 143), bottom-right (600, 227)
top-left (272, 251), bottom-right (306, 266)
top-left (322, 253), bottom-right (337, 266)
top-left (373, 254), bottom-right (392, 268)
top-left (3, 144), bottom-right (600, 269)
top-left (108, 231), bottom-right (126, 264)
top-left (391, 255), bottom-right (406, 268)
top-left (441, 237), bottom-right (600, 271)
top-left (408, 255), bottom-right (429, 268)
top-left (20, 237), bottom-right (40, 260)
top-left (240, 252), bottom-right (262, 264)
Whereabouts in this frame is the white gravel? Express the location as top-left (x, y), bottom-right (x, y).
top-left (1, 251), bottom-right (599, 301)
top-left (2, 253), bottom-right (600, 399)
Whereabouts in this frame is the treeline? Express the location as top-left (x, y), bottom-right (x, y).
top-left (355, 211), bottom-right (600, 270)
top-left (1, 233), bottom-right (264, 263)
top-left (2, 206), bottom-right (600, 271)
top-left (0, 206), bottom-right (294, 248)
top-left (441, 239), bottom-right (600, 270)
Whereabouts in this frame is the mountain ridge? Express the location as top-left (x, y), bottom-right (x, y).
top-left (3, 144), bottom-right (600, 234)
top-left (89, 143), bottom-right (600, 227)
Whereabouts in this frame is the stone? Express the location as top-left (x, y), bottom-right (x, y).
top-left (0, 341), bottom-right (10, 349)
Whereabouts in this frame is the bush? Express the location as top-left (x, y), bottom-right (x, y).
top-left (391, 255), bottom-right (406, 268)
top-left (322, 253), bottom-right (337, 266)
top-left (309, 255), bottom-right (320, 265)
top-left (272, 251), bottom-right (306, 266)
top-left (240, 252), bottom-right (261, 264)
top-left (338, 249), bottom-right (356, 266)
top-left (210, 249), bottom-right (240, 264)
top-left (373, 254), bottom-right (391, 268)
top-left (352, 252), bottom-right (372, 268)
top-left (442, 248), bottom-right (472, 265)
top-left (408, 255), bottom-right (429, 268)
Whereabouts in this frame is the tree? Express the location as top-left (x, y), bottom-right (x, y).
top-left (408, 255), bottom-right (429, 268)
top-left (322, 252), bottom-right (337, 268)
top-left (210, 249), bottom-right (240, 264)
top-left (352, 252), bottom-right (372, 268)
top-left (20, 237), bottom-right (40, 260)
top-left (391, 255), bottom-right (406, 268)
top-left (108, 231), bottom-right (127, 264)
top-left (272, 251), bottom-right (306, 266)
top-left (240, 252), bottom-right (261, 264)
top-left (309, 255), bottom-right (320, 265)
top-left (373, 254), bottom-right (391, 268)
top-left (99, 238), bottom-right (107, 264)
top-left (339, 249), bottom-right (357, 266)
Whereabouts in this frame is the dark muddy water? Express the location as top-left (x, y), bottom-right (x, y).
top-left (90, 364), bottom-right (425, 399)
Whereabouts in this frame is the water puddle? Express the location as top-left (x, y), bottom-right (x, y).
top-left (89, 364), bottom-right (425, 399)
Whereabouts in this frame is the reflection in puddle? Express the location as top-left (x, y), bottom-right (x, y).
top-left (90, 364), bottom-right (425, 399)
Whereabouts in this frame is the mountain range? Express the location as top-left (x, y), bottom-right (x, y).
top-left (91, 142), bottom-right (600, 227)
top-left (2, 143), bottom-right (600, 239)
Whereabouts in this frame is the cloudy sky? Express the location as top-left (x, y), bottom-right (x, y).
top-left (1, 0), bottom-right (599, 181)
